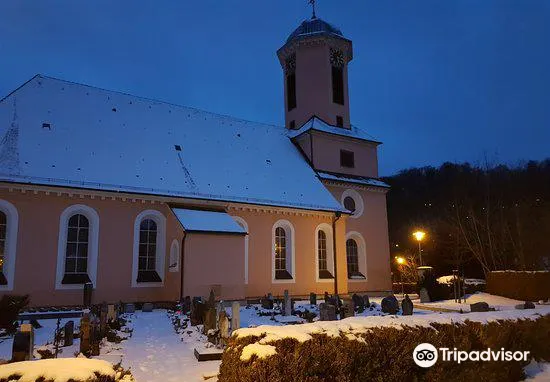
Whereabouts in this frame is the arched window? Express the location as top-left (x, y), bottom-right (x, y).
top-left (0, 200), bottom-right (18, 291)
top-left (132, 210), bottom-right (166, 287)
top-left (272, 220), bottom-right (295, 282)
top-left (62, 214), bottom-right (90, 284)
top-left (56, 204), bottom-right (99, 289)
top-left (316, 225), bottom-right (334, 280)
top-left (346, 231), bottom-right (367, 280)
top-left (137, 218), bottom-right (161, 282)
top-left (0, 211), bottom-right (7, 285)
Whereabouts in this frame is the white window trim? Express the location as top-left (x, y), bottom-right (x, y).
top-left (232, 216), bottom-right (249, 284)
top-left (0, 200), bottom-right (18, 291)
top-left (131, 209), bottom-right (166, 288)
top-left (315, 223), bottom-right (335, 283)
top-left (168, 239), bottom-right (180, 273)
top-left (341, 189), bottom-right (364, 219)
top-left (55, 204), bottom-right (99, 290)
top-left (271, 219), bottom-right (295, 284)
top-left (345, 231), bottom-right (367, 282)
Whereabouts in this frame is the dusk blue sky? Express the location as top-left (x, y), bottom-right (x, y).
top-left (1, 1), bottom-right (548, 176)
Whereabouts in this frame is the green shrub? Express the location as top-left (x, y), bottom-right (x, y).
top-left (487, 271), bottom-right (550, 301)
top-left (0, 294), bottom-right (29, 333)
top-left (219, 315), bottom-right (550, 382)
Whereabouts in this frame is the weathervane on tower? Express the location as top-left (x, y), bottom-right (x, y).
top-left (309, 0), bottom-right (317, 19)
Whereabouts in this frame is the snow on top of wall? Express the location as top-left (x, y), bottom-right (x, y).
top-left (288, 117), bottom-right (381, 144)
top-left (437, 276), bottom-right (486, 285)
top-left (0, 75), bottom-right (345, 212)
top-left (233, 307), bottom-right (550, 356)
top-left (491, 270), bottom-right (549, 273)
top-left (317, 171), bottom-right (390, 188)
top-left (172, 208), bottom-right (246, 234)
top-left (0, 358), bottom-right (115, 382)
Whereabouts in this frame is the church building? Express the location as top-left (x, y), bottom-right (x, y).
top-left (0, 15), bottom-right (392, 306)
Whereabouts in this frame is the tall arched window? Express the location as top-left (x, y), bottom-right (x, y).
top-left (137, 218), bottom-right (161, 282)
top-left (346, 239), bottom-right (359, 277)
top-left (62, 214), bottom-right (90, 284)
top-left (315, 223), bottom-right (334, 281)
top-left (0, 211), bottom-right (7, 285)
top-left (272, 220), bottom-right (295, 282)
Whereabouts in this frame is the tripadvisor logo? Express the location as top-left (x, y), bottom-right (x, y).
top-left (413, 343), bottom-right (530, 368)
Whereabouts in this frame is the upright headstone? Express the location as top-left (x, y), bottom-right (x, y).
top-left (11, 324), bottom-right (34, 362)
top-left (107, 304), bottom-right (117, 322)
top-left (470, 302), bottom-right (490, 312)
top-left (124, 303), bottom-right (135, 313)
top-left (191, 298), bottom-right (205, 326)
top-left (352, 294), bottom-right (365, 312)
top-left (324, 291), bottom-right (330, 303)
top-left (362, 295), bottom-right (370, 307)
top-left (309, 293), bottom-right (317, 306)
top-left (401, 295), bottom-right (414, 316)
top-left (381, 295), bottom-right (399, 315)
top-left (283, 290), bottom-right (291, 316)
top-left (207, 289), bottom-right (216, 309)
top-left (99, 304), bottom-right (108, 337)
top-left (183, 296), bottom-right (191, 314)
top-left (63, 320), bottom-right (74, 346)
top-left (83, 282), bottom-right (93, 307)
top-left (419, 288), bottom-right (431, 303)
top-left (340, 299), bottom-right (354, 319)
top-left (203, 307), bottom-right (217, 336)
top-left (218, 311), bottom-right (230, 346)
top-left (231, 302), bottom-right (240, 332)
top-left (319, 303), bottom-right (337, 321)
top-left (79, 314), bottom-right (91, 355)
top-left (142, 302), bottom-right (154, 312)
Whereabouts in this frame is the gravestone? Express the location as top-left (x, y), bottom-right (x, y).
top-left (231, 302), bottom-right (240, 332)
top-left (124, 303), bottom-right (135, 313)
top-left (419, 288), bottom-right (431, 303)
top-left (80, 314), bottom-right (91, 355)
top-left (218, 311), bottom-right (230, 346)
top-left (283, 290), bottom-right (292, 316)
top-left (191, 298), bottom-right (206, 326)
top-left (107, 304), bottom-right (117, 321)
top-left (182, 296), bottom-right (191, 314)
top-left (203, 307), bottom-right (217, 337)
top-left (83, 282), bottom-right (93, 307)
top-left (470, 302), bottom-right (490, 312)
top-left (362, 295), bottom-right (370, 307)
top-left (261, 294), bottom-right (274, 309)
top-left (352, 294), bottom-right (365, 312)
top-left (310, 293), bottom-right (317, 306)
top-left (401, 295), bottom-right (414, 316)
top-left (11, 324), bottom-right (34, 362)
top-left (319, 303), bottom-right (337, 321)
top-left (63, 320), bottom-right (74, 346)
top-left (90, 321), bottom-right (101, 356)
top-left (99, 305), bottom-right (108, 337)
top-left (524, 301), bottom-right (536, 309)
top-left (207, 290), bottom-right (216, 310)
top-left (142, 302), bottom-right (154, 312)
top-left (340, 299), bottom-right (354, 319)
top-left (381, 295), bottom-right (399, 315)
top-left (324, 291), bottom-right (330, 303)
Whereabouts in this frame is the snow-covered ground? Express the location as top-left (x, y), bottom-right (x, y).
top-left (524, 361), bottom-right (550, 381)
top-left (415, 292), bottom-right (541, 312)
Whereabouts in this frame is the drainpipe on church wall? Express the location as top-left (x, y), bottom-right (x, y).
top-left (180, 232), bottom-right (187, 302)
top-left (332, 211), bottom-right (341, 296)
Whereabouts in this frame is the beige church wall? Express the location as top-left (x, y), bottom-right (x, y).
top-left (284, 43), bottom-right (350, 129)
top-left (325, 184), bottom-right (392, 294)
top-left (183, 233), bottom-right (245, 300)
top-left (311, 133), bottom-right (379, 178)
top-left (0, 187), bottom-right (183, 307)
top-left (229, 208), bottom-right (349, 298)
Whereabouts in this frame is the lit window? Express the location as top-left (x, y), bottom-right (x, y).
top-left (62, 214), bottom-right (91, 284)
top-left (273, 220), bottom-right (294, 281)
top-left (137, 218), bottom-right (162, 282)
top-left (346, 232), bottom-right (367, 280)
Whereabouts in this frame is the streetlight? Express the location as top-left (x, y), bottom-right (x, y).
top-left (412, 230), bottom-right (426, 266)
top-left (395, 256), bottom-right (406, 296)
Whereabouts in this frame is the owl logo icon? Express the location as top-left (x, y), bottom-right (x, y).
top-left (413, 343), bottom-right (438, 367)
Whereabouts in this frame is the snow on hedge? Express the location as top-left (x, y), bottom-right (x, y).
top-left (233, 306), bottom-right (550, 351)
top-left (437, 275), bottom-right (486, 285)
top-left (240, 344), bottom-right (277, 361)
top-left (0, 358), bottom-right (115, 382)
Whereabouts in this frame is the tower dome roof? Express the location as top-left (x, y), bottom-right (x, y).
top-left (286, 17), bottom-right (344, 42)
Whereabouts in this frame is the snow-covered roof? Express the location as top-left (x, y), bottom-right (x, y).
top-left (317, 171), bottom-right (390, 188)
top-left (172, 208), bottom-right (246, 234)
top-left (286, 18), bottom-right (345, 43)
top-left (288, 117), bottom-right (381, 144)
top-left (0, 75), bottom-right (346, 212)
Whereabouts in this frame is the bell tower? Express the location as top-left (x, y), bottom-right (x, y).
top-left (277, 15), bottom-right (353, 130)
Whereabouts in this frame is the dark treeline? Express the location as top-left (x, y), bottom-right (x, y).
top-left (382, 159), bottom-right (550, 278)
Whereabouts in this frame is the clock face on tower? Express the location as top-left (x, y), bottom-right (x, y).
top-left (330, 48), bottom-right (345, 67)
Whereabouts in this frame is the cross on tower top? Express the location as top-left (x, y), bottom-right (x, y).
top-left (309, 0), bottom-right (316, 19)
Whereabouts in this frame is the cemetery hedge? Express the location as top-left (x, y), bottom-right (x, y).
top-left (218, 314), bottom-right (550, 382)
top-left (487, 271), bottom-right (550, 302)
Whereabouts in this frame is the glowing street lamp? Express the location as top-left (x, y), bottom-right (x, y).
top-left (394, 256), bottom-right (406, 296)
top-left (395, 256), bottom-right (406, 265)
top-left (412, 230), bottom-right (426, 266)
